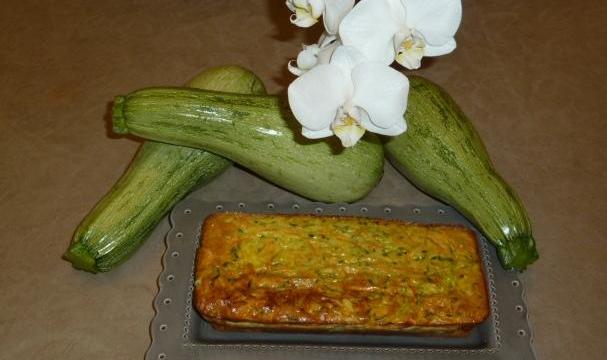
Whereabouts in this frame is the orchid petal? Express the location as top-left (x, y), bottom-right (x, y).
top-left (288, 64), bottom-right (350, 132)
top-left (308, 0), bottom-right (326, 18)
top-left (329, 45), bottom-right (367, 74)
top-left (388, 0), bottom-right (408, 26)
top-left (359, 110), bottom-right (407, 136)
top-left (406, 0), bottom-right (462, 46)
top-left (286, 0), bottom-right (296, 12)
top-left (323, 0), bottom-right (355, 35)
top-left (316, 40), bottom-right (340, 65)
top-left (318, 33), bottom-right (338, 48)
top-left (339, 0), bottom-right (400, 64)
top-left (350, 62), bottom-right (409, 133)
top-left (424, 38), bottom-right (456, 56)
top-left (302, 126), bottom-right (334, 139)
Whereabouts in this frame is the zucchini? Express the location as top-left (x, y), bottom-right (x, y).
top-left (111, 89), bottom-right (384, 203)
top-left (64, 66), bottom-right (267, 272)
top-left (384, 76), bottom-right (538, 271)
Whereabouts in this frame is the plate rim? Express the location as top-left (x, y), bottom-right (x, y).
top-left (147, 199), bottom-right (536, 360)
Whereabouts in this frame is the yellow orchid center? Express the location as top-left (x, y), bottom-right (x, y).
top-left (396, 33), bottom-right (426, 70)
top-left (333, 115), bottom-right (366, 148)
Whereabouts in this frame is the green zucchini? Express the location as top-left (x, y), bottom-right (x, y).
top-left (64, 66), bottom-right (267, 273)
top-left (111, 89), bottom-right (384, 203)
top-left (385, 76), bottom-right (538, 271)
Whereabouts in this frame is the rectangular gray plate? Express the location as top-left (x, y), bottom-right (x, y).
top-left (147, 200), bottom-right (536, 360)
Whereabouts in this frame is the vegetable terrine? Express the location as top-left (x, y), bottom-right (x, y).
top-left (194, 213), bottom-right (489, 335)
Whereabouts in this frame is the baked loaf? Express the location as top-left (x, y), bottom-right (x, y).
top-left (194, 213), bottom-right (489, 335)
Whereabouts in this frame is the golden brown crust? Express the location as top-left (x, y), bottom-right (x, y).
top-left (194, 213), bottom-right (489, 335)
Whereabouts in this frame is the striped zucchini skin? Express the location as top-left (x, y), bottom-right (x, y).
top-left (112, 90), bottom-right (384, 203)
top-left (385, 76), bottom-right (538, 271)
top-left (64, 66), bottom-right (266, 272)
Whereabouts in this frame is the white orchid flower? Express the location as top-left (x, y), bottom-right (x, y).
top-left (339, 0), bottom-right (462, 69)
top-left (288, 46), bottom-right (409, 148)
top-left (286, 0), bottom-right (355, 35)
top-left (288, 34), bottom-right (340, 76)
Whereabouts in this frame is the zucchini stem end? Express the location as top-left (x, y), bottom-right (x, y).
top-left (112, 96), bottom-right (129, 134)
top-left (63, 242), bottom-right (98, 273)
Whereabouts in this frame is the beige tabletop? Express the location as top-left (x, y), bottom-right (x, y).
top-left (1, 1), bottom-right (606, 359)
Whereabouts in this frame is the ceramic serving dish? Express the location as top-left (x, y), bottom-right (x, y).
top-left (147, 200), bottom-right (536, 360)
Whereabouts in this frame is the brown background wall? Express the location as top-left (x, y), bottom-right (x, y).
top-left (1, 1), bottom-right (606, 359)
